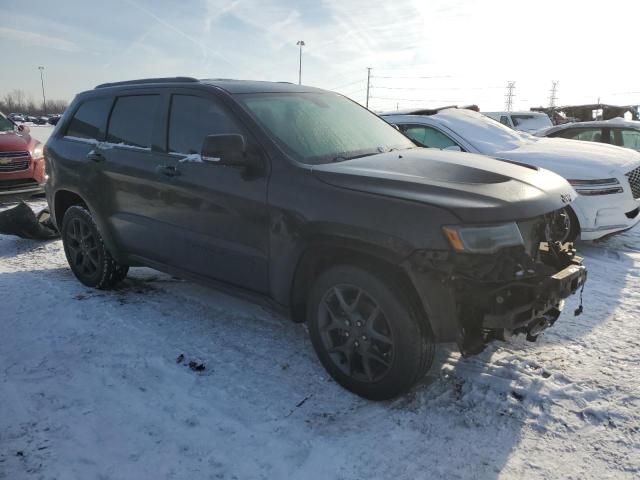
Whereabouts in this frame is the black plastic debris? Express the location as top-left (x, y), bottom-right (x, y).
top-left (188, 361), bottom-right (205, 372)
top-left (176, 354), bottom-right (185, 364)
top-left (0, 202), bottom-right (59, 240)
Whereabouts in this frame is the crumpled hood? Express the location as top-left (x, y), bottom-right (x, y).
top-left (311, 148), bottom-right (576, 223)
top-left (0, 130), bottom-right (34, 151)
top-left (491, 136), bottom-right (640, 178)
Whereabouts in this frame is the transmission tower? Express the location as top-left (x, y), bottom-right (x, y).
top-left (549, 80), bottom-right (559, 108)
top-left (505, 81), bottom-right (516, 111)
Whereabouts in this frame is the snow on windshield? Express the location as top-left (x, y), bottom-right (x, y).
top-left (435, 109), bottom-right (529, 154)
top-left (511, 114), bottom-right (553, 132)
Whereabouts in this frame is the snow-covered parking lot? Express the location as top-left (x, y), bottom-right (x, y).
top-left (1, 199), bottom-right (639, 479)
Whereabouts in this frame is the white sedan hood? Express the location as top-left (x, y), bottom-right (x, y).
top-left (427, 108), bottom-right (640, 179)
top-left (492, 137), bottom-right (640, 179)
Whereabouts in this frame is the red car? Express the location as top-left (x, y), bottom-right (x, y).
top-left (0, 112), bottom-right (45, 201)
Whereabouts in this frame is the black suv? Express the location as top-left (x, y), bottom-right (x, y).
top-left (45, 77), bottom-right (587, 399)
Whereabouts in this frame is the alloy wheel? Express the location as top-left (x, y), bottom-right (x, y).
top-left (318, 284), bottom-right (395, 383)
top-left (65, 217), bottom-right (100, 276)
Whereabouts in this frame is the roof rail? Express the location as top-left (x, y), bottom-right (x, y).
top-left (95, 77), bottom-right (199, 89)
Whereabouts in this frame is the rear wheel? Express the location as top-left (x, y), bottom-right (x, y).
top-left (61, 205), bottom-right (128, 289)
top-left (307, 265), bottom-right (434, 400)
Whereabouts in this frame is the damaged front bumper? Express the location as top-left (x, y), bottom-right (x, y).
top-left (406, 241), bottom-right (587, 356)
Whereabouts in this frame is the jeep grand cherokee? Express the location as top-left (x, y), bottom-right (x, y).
top-left (45, 77), bottom-right (587, 399)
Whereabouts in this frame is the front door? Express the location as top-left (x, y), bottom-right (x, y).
top-left (155, 91), bottom-right (270, 293)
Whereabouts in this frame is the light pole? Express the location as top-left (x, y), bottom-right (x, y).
top-left (296, 40), bottom-right (305, 85)
top-left (38, 66), bottom-right (47, 113)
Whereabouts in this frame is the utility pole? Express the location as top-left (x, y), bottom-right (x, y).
top-left (38, 66), bottom-right (47, 113)
top-left (549, 80), bottom-right (559, 108)
top-left (366, 67), bottom-right (372, 109)
top-left (296, 40), bottom-right (305, 85)
top-left (504, 81), bottom-right (516, 111)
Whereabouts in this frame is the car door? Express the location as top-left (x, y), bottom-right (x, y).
top-left (609, 128), bottom-right (640, 151)
top-left (399, 124), bottom-right (464, 150)
top-left (552, 127), bottom-right (605, 143)
top-left (154, 90), bottom-right (270, 293)
top-left (96, 91), bottom-right (179, 263)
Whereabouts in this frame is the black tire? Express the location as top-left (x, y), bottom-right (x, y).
top-left (307, 265), bottom-right (434, 400)
top-left (564, 206), bottom-right (580, 243)
top-left (61, 205), bottom-right (127, 289)
top-left (548, 206), bottom-right (580, 243)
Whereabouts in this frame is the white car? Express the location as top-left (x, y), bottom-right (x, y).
top-left (483, 111), bottom-right (553, 133)
top-left (382, 107), bottom-right (640, 241)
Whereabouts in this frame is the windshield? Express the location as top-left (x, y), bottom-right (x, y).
top-left (238, 92), bottom-right (416, 165)
top-left (0, 115), bottom-right (15, 132)
top-left (511, 114), bottom-right (552, 131)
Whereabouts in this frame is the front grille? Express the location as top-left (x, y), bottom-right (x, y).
top-left (627, 166), bottom-right (640, 199)
top-left (0, 150), bottom-right (30, 159)
top-left (0, 160), bottom-right (30, 172)
top-left (0, 150), bottom-right (30, 172)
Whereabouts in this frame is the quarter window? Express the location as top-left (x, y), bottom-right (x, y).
top-left (65, 97), bottom-right (112, 140)
top-left (106, 95), bottom-right (161, 148)
top-left (168, 95), bottom-right (241, 154)
top-left (402, 125), bottom-right (459, 150)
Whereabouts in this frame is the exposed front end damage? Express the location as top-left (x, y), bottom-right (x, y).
top-left (406, 212), bottom-right (587, 356)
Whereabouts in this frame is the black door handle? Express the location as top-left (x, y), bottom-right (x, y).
top-left (156, 165), bottom-right (181, 177)
top-left (87, 150), bottom-right (105, 163)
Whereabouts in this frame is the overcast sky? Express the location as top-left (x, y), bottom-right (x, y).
top-left (2, 0), bottom-right (640, 111)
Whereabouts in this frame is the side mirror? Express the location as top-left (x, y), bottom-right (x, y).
top-left (201, 134), bottom-right (247, 166)
top-left (18, 124), bottom-right (30, 134)
top-left (443, 145), bottom-right (462, 152)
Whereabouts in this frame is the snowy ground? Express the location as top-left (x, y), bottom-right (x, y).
top-left (1, 198), bottom-right (639, 479)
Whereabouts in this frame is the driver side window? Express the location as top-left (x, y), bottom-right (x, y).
top-left (168, 95), bottom-right (242, 154)
top-left (401, 125), bottom-right (460, 150)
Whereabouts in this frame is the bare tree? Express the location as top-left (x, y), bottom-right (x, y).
top-left (0, 89), bottom-right (68, 115)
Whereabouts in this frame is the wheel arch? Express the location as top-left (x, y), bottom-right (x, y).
top-left (288, 240), bottom-right (434, 338)
top-left (52, 188), bottom-right (126, 263)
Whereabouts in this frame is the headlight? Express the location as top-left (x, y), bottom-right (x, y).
top-left (31, 145), bottom-right (44, 160)
top-left (568, 178), bottom-right (623, 195)
top-left (442, 222), bottom-right (524, 254)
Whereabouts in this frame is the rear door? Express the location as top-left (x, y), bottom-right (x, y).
top-left (154, 90), bottom-right (270, 293)
top-left (609, 128), bottom-right (640, 151)
top-left (96, 91), bottom-right (178, 263)
top-left (551, 127), bottom-right (605, 143)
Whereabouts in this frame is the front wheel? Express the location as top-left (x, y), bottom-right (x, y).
top-left (307, 265), bottom-right (434, 400)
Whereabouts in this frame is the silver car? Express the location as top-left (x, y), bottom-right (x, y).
top-left (536, 118), bottom-right (640, 152)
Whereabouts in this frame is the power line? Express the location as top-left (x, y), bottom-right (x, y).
top-left (371, 96), bottom-right (463, 103)
top-left (371, 85), bottom-right (503, 91)
top-left (329, 79), bottom-right (365, 91)
top-left (371, 74), bottom-right (453, 80)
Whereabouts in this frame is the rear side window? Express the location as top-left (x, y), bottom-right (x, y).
top-left (613, 128), bottom-right (640, 150)
top-left (168, 95), bottom-right (241, 154)
top-left (554, 128), bottom-right (603, 142)
top-left (107, 95), bottom-right (160, 148)
top-left (65, 97), bottom-right (112, 140)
